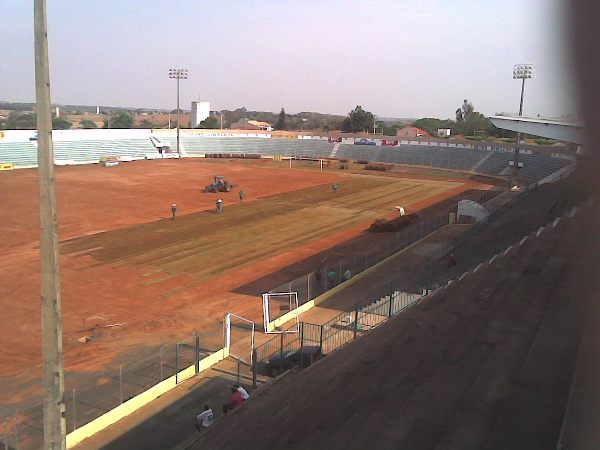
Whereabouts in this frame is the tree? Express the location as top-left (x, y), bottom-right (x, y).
top-left (196, 115), bottom-right (220, 129)
top-left (110, 112), bottom-right (134, 129)
top-left (450, 99), bottom-right (494, 136)
top-left (412, 118), bottom-right (455, 136)
top-left (461, 99), bottom-right (474, 121)
top-left (7, 112), bottom-right (37, 129)
top-left (275, 107), bottom-right (287, 130)
top-left (52, 117), bottom-right (72, 130)
top-left (139, 119), bottom-right (154, 129)
top-left (80, 119), bottom-right (98, 129)
top-left (341, 105), bottom-right (375, 132)
top-left (455, 108), bottom-right (463, 122)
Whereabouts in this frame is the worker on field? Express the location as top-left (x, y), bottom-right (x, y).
top-left (216, 198), bottom-right (223, 213)
top-left (239, 190), bottom-right (245, 202)
top-left (171, 203), bottom-right (177, 219)
top-left (332, 183), bottom-right (339, 193)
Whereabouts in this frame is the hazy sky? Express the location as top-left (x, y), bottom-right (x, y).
top-left (0, 0), bottom-right (577, 119)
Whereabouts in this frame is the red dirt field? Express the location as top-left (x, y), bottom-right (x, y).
top-left (0, 158), bottom-right (491, 405)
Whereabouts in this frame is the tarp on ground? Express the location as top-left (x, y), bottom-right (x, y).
top-left (457, 199), bottom-right (489, 223)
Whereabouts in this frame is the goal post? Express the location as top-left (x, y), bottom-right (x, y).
top-left (262, 292), bottom-right (300, 333)
top-left (223, 312), bottom-right (255, 364)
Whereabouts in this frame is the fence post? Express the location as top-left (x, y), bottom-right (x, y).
top-left (252, 349), bottom-right (258, 389)
top-left (160, 344), bottom-right (164, 382)
top-left (299, 322), bottom-right (305, 368)
top-left (426, 257), bottom-right (431, 294)
top-left (175, 343), bottom-right (179, 384)
top-left (72, 388), bottom-right (76, 432)
top-left (195, 335), bottom-right (201, 374)
top-left (13, 416), bottom-right (18, 450)
top-left (388, 285), bottom-right (395, 317)
top-left (279, 333), bottom-right (284, 374)
top-left (319, 324), bottom-right (324, 350)
top-left (119, 365), bottom-right (123, 404)
top-left (3, 418), bottom-right (7, 450)
top-left (353, 305), bottom-right (359, 339)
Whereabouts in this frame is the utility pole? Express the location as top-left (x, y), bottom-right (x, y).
top-left (512, 64), bottom-right (534, 188)
top-left (34, 0), bottom-right (66, 448)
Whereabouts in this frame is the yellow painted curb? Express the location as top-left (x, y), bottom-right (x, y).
top-left (66, 347), bottom-right (230, 448)
top-left (266, 226), bottom-right (449, 331)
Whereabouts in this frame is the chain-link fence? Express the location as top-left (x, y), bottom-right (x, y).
top-left (5, 183), bottom-right (565, 449)
top-left (267, 213), bottom-right (449, 307)
top-left (267, 189), bottom-right (499, 319)
top-left (1, 333), bottom-right (218, 449)
top-left (252, 181), bottom-right (576, 382)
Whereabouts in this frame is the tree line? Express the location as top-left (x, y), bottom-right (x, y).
top-left (1, 100), bottom-right (505, 138)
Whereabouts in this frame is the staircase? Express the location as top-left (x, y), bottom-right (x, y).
top-left (329, 142), bottom-right (340, 159)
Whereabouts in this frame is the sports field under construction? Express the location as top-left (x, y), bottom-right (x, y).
top-left (0, 157), bottom-right (496, 408)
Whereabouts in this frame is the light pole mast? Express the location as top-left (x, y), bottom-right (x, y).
top-left (169, 68), bottom-right (188, 155)
top-left (34, 0), bottom-right (67, 448)
top-left (512, 63), bottom-right (534, 187)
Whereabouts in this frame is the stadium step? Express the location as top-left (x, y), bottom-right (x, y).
top-left (433, 212), bottom-right (580, 449)
top-left (482, 211), bottom-right (585, 449)
top-left (328, 142), bottom-right (340, 158)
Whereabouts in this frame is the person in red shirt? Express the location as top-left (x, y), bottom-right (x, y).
top-left (222, 386), bottom-right (244, 413)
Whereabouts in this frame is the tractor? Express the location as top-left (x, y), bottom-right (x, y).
top-left (205, 175), bottom-right (234, 193)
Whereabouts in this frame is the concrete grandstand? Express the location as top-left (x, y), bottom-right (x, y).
top-left (188, 175), bottom-right (593, 450)
top-left (0, 129), bottom-right (573, 185)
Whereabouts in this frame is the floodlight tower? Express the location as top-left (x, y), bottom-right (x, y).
top-left (512, 63), bottom-right (534, 186)
top-left (168, 68), bottom-right (188, 155)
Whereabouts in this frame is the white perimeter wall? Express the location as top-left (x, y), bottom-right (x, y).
top-left (0, 129), bottom-right (153, 142)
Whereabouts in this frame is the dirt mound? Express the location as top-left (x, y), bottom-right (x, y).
top-left (369, 214), bottom-right (420, 233)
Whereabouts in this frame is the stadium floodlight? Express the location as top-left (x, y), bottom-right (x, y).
top-left (511, 64), bottom-right (535, 187)
top-left (168, 68), bottom-right (189, 155)
top-left (513, 64), bottom-right (535, 80)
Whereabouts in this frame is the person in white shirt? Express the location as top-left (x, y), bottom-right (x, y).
top-left (233, 384), bottom-right (250, 400)
top-left (195, 404), bottom-right (214, 431)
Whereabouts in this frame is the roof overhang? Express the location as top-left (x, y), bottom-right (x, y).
top-left (490, 115), bottom-right (586, 145)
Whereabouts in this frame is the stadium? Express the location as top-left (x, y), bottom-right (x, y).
top-left (0, 127), bottom-right (587, 448)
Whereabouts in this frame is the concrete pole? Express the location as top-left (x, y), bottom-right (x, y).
top-left (512, 77), bottom-right (526, 186)
top-left (34, 1), bottom-right (66, 448)
top-left (176, 77), bottom-right (181, 155)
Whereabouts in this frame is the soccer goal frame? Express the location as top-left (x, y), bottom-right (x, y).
top-left (223, 312), bottom-right (255, 364)
top-left (262, 292), bottom-right (300, 334)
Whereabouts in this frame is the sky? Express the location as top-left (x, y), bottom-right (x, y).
top-left (0, 0), bottom-right (577, 119)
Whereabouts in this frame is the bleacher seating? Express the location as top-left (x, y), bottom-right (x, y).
top-left (0, 138), bottom-right (155, 168)
top-left (0, 132), bottom-right (571, 184)
top-left (159, 136), bottom-right (334, 158)
top-left (336, 144), bottom-right (571, 183)
top-left (53, 139), bottom-right (155, 164)
top-left (0, 141), bottom-right (38, 167)
top-left (191, 206), bottom-right (588, 450)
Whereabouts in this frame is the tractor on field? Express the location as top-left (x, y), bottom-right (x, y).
top-left (205, 175), bottom-right (234, 193)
